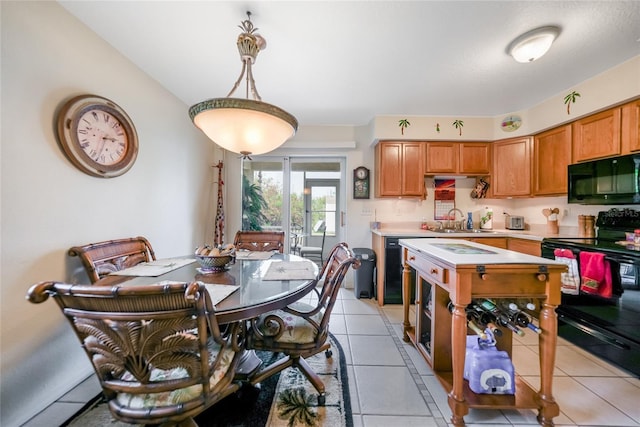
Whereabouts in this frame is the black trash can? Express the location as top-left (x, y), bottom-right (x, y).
top-left (353, 248), bottom-right (376, 299)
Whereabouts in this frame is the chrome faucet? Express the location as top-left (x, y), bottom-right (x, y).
top-left (447, 208), bottom-right (465, 230)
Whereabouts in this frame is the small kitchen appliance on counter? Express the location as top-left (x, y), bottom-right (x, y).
top-left (504, 214), bottom-right (525, 230)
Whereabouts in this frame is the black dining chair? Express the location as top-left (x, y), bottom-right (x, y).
top-left (299, 220), bottom-right (327, 264)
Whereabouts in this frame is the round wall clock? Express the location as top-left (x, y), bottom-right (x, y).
top-left (353, 166), bottom-right (370, 199)
top-left (56, 94), bottom-right (138, 178)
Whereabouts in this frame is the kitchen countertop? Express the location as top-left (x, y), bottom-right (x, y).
top-left (399, 238), bottom-right (565, 266)
top-left (371, 227), bottom-right (580, 241)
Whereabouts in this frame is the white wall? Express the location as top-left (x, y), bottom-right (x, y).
top-left (0, 3), bottom-right (218, 425)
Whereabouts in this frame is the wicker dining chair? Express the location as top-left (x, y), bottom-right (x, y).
top-left (247, 243), bottom-right (359, 405)
top-left (68, 236), bottom-right (156, 283)
top-left (26, 281), bottom-right (243, 427)
top-left (233, 231), bottom-right (285, 253)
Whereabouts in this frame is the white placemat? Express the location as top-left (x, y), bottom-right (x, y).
top-left (235, 251), bottom-right (275, 260)
top-left (201, 283), bottom-right (239, 305)
top-left (109, 258), bottom-right (195, 276)
top-left (262, 261), bottom-right (317, 281)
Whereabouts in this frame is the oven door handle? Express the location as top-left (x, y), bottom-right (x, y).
top-left (559, 314), bottom-right (630, 350)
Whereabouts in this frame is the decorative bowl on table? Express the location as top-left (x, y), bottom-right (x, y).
top-left (195, 244), bottom-right (235, 272)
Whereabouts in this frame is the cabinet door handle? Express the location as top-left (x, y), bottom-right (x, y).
top-left (408, 256), bottom-right (415, 261)
top-left (430, 268), bottom-right (439, 275)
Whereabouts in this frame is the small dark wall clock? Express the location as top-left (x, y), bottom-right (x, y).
top-left (353, 166), bottom-right (370, 199)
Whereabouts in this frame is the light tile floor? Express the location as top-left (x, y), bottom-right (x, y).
top-left (22, 287), bottom-right (640, 427)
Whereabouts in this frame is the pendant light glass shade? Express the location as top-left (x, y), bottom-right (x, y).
top-left (189, 13), bottom-right (297, 157)
top-left (190, 98), bottom-right (297, 156)
top-left (507, 26), bottom-right (560, 63)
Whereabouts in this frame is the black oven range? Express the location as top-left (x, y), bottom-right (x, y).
top-left (541, 208), bottom-right (640, 377)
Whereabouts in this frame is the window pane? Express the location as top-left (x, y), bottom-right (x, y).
top-left (241, 160), bottom-right (283, 231)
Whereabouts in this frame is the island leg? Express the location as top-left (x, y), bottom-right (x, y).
top-left (448, 302), bottom-right (469, 426)
top-left (402, 253), bottom-right (412, 342)
top-left (536, 300), bottom-right (560, 426)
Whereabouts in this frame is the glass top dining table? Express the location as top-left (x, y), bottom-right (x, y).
top-left (95, 253), bottom-right (319, 324)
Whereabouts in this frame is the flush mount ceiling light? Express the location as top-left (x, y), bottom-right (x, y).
top-left (189, 12), bottom-right (298, 157)
top-left (507, 26), bottom-right (560, 63)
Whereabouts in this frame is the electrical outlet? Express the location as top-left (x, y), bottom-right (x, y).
top-left (362, 207), bottom-right (372, 216)
top-left (563, 209), bottom-right (569, 217)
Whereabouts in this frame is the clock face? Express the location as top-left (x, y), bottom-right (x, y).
top-left (356, 167), bottom-right (368, 179)
top-left (56, 95), bottom-right (138, 178)
top-left (76, 108), bottom-right (129, 166)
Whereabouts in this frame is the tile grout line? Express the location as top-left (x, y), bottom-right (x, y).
top-left (377, 305), bottom-right (449, 427)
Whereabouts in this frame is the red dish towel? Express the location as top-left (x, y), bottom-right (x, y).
top-left (554, 249), bottom-right (580, 295)
top-left (579, 251), bottom-right (613, 298)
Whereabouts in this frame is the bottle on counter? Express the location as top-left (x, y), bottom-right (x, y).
top-left (420, 217), bottom-right (428, 230)
top-left (467, 212), bottom-right (473, 230)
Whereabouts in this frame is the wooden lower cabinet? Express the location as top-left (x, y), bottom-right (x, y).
top-left (462, 237), bottom-right (507, 249)
top-left (402, 245), bottom-right (562, 426)
top-left (508, 238), bottom-right (541, 256)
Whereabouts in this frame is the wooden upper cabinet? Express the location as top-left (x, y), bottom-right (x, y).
top-left (376, 142), bottom-right (403, 196)
top-left (425, 142), bottom-right (457, 173)
top-left (375, 141), bottom-right (424, 197)
top-left (621, 99), bottom-right (640, 153)
top-left (573, 107), bottom-right (622, 162)
top-left (402, 143), bottom-right (425, 196)
top-left (533, 124), bottom-right (572, 196)
top-left (459, 142), bottom-right (491, 174)
top-left (492, 136), bottom-right (532, 197)
top-left (424, 141), bottom-right (491, 175)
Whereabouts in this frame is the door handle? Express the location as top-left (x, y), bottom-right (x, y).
top-left (341, 211), bottom-right (345, 227)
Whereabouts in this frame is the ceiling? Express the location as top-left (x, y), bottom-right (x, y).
top-left (59, 1), bottom-right (640, 127)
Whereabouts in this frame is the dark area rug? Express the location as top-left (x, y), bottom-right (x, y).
top-left (64, 333), bottom-right (351, 427)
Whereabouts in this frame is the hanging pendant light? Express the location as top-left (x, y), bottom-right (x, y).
top-left (189, 12), bottom-right (298, 157)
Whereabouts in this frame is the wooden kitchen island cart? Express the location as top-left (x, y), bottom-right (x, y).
top-left (400, 238), bottom-right (566, 426)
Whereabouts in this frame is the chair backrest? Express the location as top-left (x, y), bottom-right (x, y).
top-left (26, 281), bottom-right (242, 425)
top-left (233, 231), bottom-right (285, 253)
top-left (290, 224), bottom-right (304, 252)
top-left (314, 243), bottom-right (359, 335)
top-left (68, 236), bottom-right (156, 283)
top-left (312, 220), bottom-right (327, 251)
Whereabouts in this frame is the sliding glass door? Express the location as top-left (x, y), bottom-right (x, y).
top-left (241, 156), bottom-right (345, 256)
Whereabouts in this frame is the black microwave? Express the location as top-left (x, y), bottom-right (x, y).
top-left (568, 154), bottom-right (640, 205)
